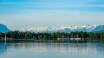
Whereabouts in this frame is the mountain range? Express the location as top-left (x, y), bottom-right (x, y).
top-left (0, 24), bottom-right (104, 33)
top-left (21, 25), bottom-right (104, 33)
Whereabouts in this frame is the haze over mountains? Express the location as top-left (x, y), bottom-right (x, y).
top-left (0, 24), bottom-right (104, 33)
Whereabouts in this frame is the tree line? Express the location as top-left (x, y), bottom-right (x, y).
top-left (0, 31), bottom-right (104, 40)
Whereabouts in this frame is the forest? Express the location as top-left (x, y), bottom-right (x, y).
top-left (0, 31), bottom-right (104, 40)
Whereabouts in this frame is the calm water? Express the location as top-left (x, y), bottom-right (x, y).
top-left (0, 41), bottom-right (104, 58)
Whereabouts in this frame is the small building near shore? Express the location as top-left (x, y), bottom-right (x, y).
top-left (70, 38), bottom-right (81, 41)
top-left (57, 38), bottom-right (70, 40)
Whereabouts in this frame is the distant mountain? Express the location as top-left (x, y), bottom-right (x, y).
top-left (0, 24), bottom-right (10, 33)
top-left (92, 25), bottom-right (104, 32)
top-left (21, 25), bottom-right (104, 33)
top-left (1, 24), bottom-right (104, 33)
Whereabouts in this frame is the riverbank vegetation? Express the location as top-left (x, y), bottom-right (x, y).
top-left (0, 31), bottom-right (104, 40)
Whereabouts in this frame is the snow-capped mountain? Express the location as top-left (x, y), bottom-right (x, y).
top-left (21, 25), bottom-right (104, 33)
top-left (1, 24), bottom-right (103, 33)
top-left (0, 24), bottom-right (10, 33)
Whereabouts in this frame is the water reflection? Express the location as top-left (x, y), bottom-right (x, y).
top-left (0, 41), bottom-right (104, 58)
top-left (0, 43), bottom-right (7, 55)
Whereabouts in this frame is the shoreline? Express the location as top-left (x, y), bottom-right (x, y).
top-left (0, 39), bottom-right (104, 43)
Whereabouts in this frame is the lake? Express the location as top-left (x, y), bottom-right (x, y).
top-left (0, 41), bottom-right (104, 58)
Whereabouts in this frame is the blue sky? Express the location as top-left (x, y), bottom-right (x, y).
top-left (0, 0), bottom-right (104, 30)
